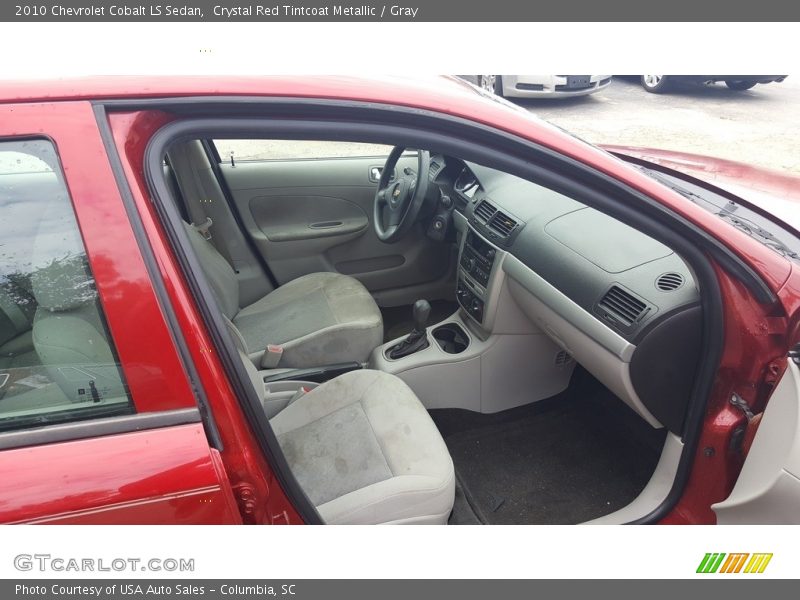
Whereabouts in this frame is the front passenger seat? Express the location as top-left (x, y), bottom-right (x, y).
top-left (226, 318), bottom-right (455, 524)
top-left (183, 222), bottom-right (383, 369)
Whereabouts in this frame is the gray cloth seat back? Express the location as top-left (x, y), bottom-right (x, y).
top-left (30, 203), bottom-right (126, 403)
top-left (183, 221), bottom-right (383, 369)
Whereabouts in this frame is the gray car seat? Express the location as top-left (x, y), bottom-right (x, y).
top-left (225, 318), bottom-right (455, 525)
top-left (29, 202), bottom-right (127, 404)
top-left (182, 222), bottom-right (383, 369)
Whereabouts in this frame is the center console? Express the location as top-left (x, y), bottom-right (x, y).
top-left (457, 229), bottom-right (498, 325)
top-left (369, 219), bottom-right (574, 414)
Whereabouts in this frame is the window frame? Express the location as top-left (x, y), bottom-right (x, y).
top-left (0, 136), bottom-right (138, 434)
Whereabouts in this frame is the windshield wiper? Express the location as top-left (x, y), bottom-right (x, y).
top-left (640, 166), bottom-right (800, 261)
top-left (717, 211), bottom-right (800, 260)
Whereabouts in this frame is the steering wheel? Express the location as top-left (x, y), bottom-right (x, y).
top-left (374, 147), bottom-right (430, 243)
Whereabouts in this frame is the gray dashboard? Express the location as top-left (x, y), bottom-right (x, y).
top-left (461, 162), bottom-right (700, 345)
top-left (446, 161), bottom-right (703, 433)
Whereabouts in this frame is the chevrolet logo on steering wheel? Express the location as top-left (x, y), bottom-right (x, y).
top-left (393, 187), bottom-right (401, 198)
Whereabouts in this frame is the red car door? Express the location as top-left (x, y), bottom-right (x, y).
top-left (0, 101), bottom-right (242, 524)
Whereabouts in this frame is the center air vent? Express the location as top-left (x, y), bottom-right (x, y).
top-left (473, 199), bottom-right (497, 222)
top-left (488, 210), bottom-right (518, 237)
top-left (656, 272), bottom-right (685, 291)
top-left (597, 285), bottom-right (650, 327)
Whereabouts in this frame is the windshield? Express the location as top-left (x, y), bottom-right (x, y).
top-left (640, 166), bottom-right (800, 264)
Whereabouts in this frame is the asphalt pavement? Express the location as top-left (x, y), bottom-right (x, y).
top-left (514, 76), bottom-right (799, 176)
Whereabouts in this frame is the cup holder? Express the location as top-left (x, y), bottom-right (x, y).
top-left (432, 323), bottom-right (469, 354)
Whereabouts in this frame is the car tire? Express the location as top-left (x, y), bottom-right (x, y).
top-left (641, 75), bottom-right (671, 93)
top-left (725, 79), bottom-right (758, 91)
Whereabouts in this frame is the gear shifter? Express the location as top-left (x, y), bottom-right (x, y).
top-left (411, 299), bottom-right (431, 336)
top-left (387, 299), bottom-right (431, 360)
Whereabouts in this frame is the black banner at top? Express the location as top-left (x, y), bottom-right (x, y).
top-left (2, 0), bottom-right (800, 22)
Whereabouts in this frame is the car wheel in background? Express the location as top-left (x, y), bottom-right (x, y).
top-left (641, 75), bottom-right (671, 93)
top-left (725, 79), bottom-right (758, 91)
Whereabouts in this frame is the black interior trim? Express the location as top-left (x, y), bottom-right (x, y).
top-left (136, 104), bottom-right (728, 525)
top-left (91, 104), bottom-right (224, 451)
top-left (0, 408), bottom-right (200, 451)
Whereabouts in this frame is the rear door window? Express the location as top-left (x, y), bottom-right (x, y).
top-left (0, 139), bottom-right (134, 433)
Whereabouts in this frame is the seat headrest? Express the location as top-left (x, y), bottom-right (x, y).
top-left (30, 202), bottom-right (97, 312)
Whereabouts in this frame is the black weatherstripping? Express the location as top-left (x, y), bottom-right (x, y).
top-left (91, 104), bottom-right (224, 452)
top-left (128, 97), bottom-right (729, 525)
top-left (0, 408), bottom-right (201, 452)
top-left (144, 122), bottom-right (324, 525)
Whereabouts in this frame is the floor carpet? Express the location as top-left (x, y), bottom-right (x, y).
top-left (431, 370), bottom-right (666, 525)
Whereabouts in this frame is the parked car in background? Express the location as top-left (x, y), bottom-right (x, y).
top-left (461, 75), bottom-right (612, 98)
top-left (640, 75), bottom-right (787, 94)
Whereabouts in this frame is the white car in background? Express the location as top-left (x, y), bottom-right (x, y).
top-left (467, 75), bottom-right (612, 98)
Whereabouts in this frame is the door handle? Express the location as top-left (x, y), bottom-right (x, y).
top-left (309, 221), bottom-right (343, 229)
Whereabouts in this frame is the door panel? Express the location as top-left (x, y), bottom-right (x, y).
top-left (253, 194), bottom-right (368, 242)
top-left (220, 156), bottom-right (455, 306)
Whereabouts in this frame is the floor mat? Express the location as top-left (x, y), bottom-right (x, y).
top-left (381, 300), bottom-right (459, 342)
top-left (433, 373), bottom-right (665, 525)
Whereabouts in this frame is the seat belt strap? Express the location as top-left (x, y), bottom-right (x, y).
top-left (167, 145), bottom-right (235, 265)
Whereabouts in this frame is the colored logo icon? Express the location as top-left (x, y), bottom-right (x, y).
top-left (697, 553), bottom-right (773, 574)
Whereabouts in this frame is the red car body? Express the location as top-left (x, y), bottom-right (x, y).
top-left (0, 75), bottom-right (797, 525)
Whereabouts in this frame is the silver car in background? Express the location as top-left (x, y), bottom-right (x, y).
top-left (464, 75), bottom-right (612, 98)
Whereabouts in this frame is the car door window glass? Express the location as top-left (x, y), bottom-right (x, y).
top-left (0, 139), bottom-right (134, 433)
top-left (214, 139), bottom-right (393, 162)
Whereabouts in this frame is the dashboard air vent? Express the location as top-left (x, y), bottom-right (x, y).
top-left (474, 199), bottom-right (497, 222)
top-left (656, 272), bottom-right (685, 291)
top-left (598, 286), bottom-right (649, 326)
top-left (489, 211), bottom-right (518, 237)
